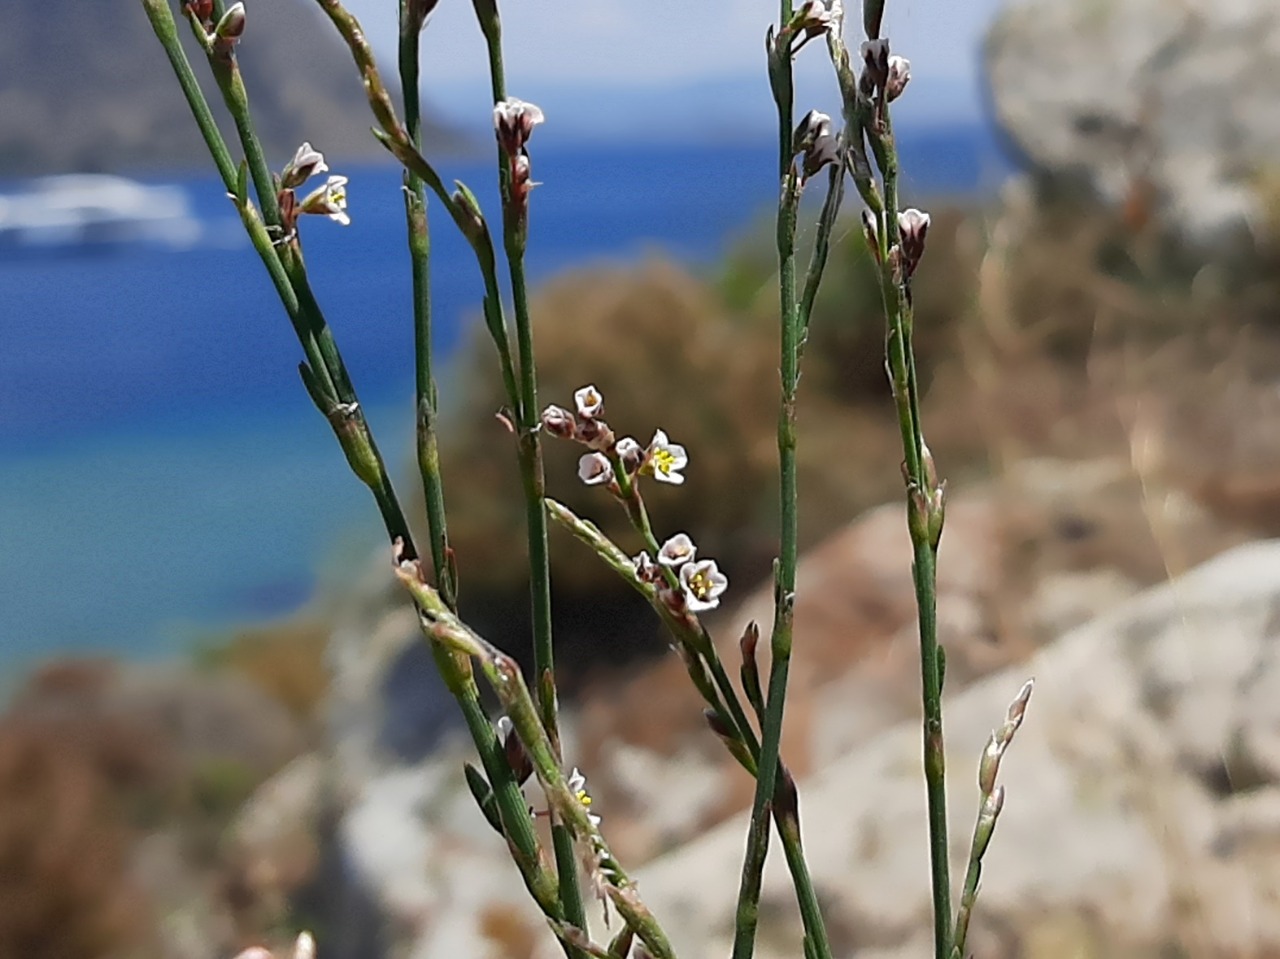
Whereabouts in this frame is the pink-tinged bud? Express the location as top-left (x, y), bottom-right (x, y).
top-left (280, 142), bottom-right (327, 190)
top-left (793, 110), bottom-right (832, 156)
top-left (897, 207), bottom-right (930, 277)
top-left (578, 452), bottom-right (614, 487)
top-left (860, 38), bottom-right (891, 95)
top-left (614, 436), bottom-right (643, 473)
top-left (540, 404), bottom-right (577, 440)
top-left (493, 98), bottom-right (545, 157)
top-left (185, 0), bottom-right (215, 25)
top-left (792, 0), bottom-right (833, 40)
top-left (214, 2), bottom-right (246, 42)
top-left (576, 417), bottom-right (615, 452)
top-left (886, 56), bottom-right (911, 101)
top-left (802, 132), bottom-right (841, 184)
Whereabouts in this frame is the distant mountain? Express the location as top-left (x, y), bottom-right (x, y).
top-left (0, 0), bottom-right (460, 176)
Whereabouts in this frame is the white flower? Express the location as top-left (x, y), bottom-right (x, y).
top-left (281, 142), bottom-right (327, 189)
top-left (568, 766), bottom-right (601, 827)
top-left (578, 452), bottom-right (614, 486)
top-left (643, 429), bottom-right (688, 485)
top-left (293, 933), bottom-right (315, 959)
top-left (299, 175), bottom-right (350, 226)
top-left (679, 558), bottom-right (728, 612)
top-left (574, 384), bottom-right (604, 419)
top-left (658, 532), bottom-right (697, 568)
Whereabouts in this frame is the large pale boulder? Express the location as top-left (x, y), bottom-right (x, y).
top-left (635, 539), bottom-right (1280, 958)
top-left (985, 0), bottom-right (1280, 240)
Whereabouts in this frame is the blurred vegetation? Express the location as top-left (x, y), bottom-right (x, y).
top-left (418, 177), bottom-right (1280, 685)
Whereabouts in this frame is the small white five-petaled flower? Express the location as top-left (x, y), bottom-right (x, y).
top-left (578, 452), bottom-right (614, 486)
top-left (568, 767), bottom-right (602, 827)
top-left (299, 175), bottom-right (350, 226)
top-left (680, 558), bottom-right (729, 612)
top-left (642, 429), bottom-right (688, 485)
top-left (658, 532), bottom-right (697, 568)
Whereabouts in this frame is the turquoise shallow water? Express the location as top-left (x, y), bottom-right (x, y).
top-left (0, 132), bottom-right (1009, 667)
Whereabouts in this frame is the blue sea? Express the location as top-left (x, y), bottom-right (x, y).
top-left (0, 130), bottom-right (1008, 671)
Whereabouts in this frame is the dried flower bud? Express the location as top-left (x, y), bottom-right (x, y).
top-left (541, 404), bottom-right (577, 440)
top-left (615, 436), bottom-right (643, 473)
top-left (885, 55), bottom-right (911, 101)
top-left (281, 142), bottom-right (328, 190)
top-left (493, 98), bottom-right (545, 156)
top-left (214, 2), bottom-right (246, 42)
top-left (897, 207), bottom-right (930, 276)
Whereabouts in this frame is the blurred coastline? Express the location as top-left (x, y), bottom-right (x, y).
top-left (0, 126), bottom-right (1007, 671)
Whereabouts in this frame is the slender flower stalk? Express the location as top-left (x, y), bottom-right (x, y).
top-left (951, 680), bottom-right (1032, 959)
top-left (852, 1), bottom-right (953, 953)
top-left (395, 549), bottom-right (676, 959)
top-left (730, 5), bottom-right (836, 959)
top-left (398, 0), bottom-right (456, 609)
top-left (141, 0), bottom-right (561, 933)
top-left (467, 0), bottom-right (584, 938)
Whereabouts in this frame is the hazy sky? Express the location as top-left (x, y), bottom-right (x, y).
top-left (339, 0), bottom-right (1005, 95)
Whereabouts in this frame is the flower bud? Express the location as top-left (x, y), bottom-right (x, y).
top-left (281, 142), bottom-right (328, 190)
top-left (493, 98), bottom-right (545, 157)
top-left (496, 716), bottom-right (533, 786)
top-left (792, 110), bottom-right (832, 156)
top-left (540, 404), bottom-right (577, 440)
top-left (897, 207), bottom-right (930, 277)
top-left (574, 385), bottom-right (604, 419)
top-left (860, 38), bottom-right (891, 95)
top-left (792, 0), bottom-right (833, 40)
top-left (615, 436), bottom-right (643, 473)
top-left (184, 0), bottom-right (215, 25)
top-left (886, 55), bottom-right (911, 101)
top-left (577, 417), bottom-right (615, 452)
top-left (578, 452), bottom-right (614, 487)
top-left (802, 133), bottom-right (841, 184)
top-left (450, 185), bottom-right (486, 246)
top-left (214, 2), bottom-right (246, 42)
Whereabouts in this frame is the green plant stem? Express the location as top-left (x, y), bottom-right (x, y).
top-left (396, 559), bottom-right (677, 959)
top-left (871, 103), bottom-right (952, 959)
top-left (471, 2), bottom-right (582, 940)
top-left (398, 0), bottom-right (456, 608)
